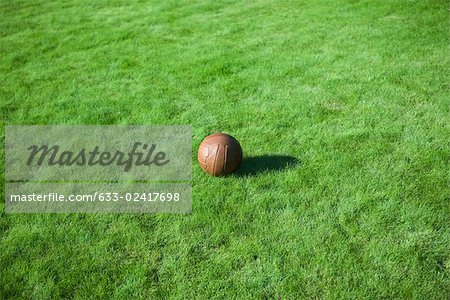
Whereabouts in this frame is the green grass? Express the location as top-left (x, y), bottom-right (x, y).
top-left (1, 0), bottom-right (449, 298)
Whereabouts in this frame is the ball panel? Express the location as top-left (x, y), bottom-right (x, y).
top-left (214, 144), bottom-right (227, 176)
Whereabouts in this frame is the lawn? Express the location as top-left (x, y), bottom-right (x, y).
top-left (1, 0), bottom-right (449, 298)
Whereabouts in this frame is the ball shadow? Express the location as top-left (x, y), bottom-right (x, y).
top-left (234, 155), bottom-right (300, 177)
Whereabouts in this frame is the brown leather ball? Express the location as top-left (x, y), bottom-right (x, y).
top-left (197, 133), bottom-right (243, 176)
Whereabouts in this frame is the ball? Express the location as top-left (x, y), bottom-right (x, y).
top-left (197, 133), bottom-right (243, 176)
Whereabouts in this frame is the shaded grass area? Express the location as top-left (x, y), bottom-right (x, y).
top-left (235, 155), bottom-right (299, 177)
top-left (1, 0), bottom-right (449, 298)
